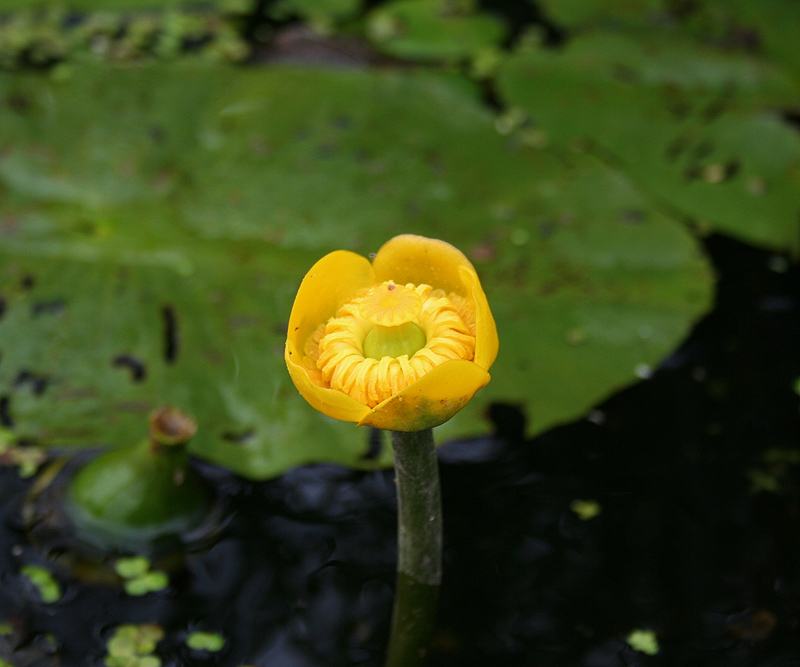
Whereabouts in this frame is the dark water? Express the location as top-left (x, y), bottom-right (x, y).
top-left (1, 235), bottom-right (800, 667)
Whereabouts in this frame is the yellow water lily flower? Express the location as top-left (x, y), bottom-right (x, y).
top-left (285, 235), bottom-right (498, 431)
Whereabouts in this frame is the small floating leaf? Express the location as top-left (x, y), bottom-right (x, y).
top-left (20, 564), bottom-right (61, 604)
top-left (626, 628), bottom-right (660, 655)
top-left (105, 624), bottom-right (164, 667)
top-left (570, 499), bottom-right (601, 520)
top-left (186, 631), bottom-right (226, 652)
top-left (748, 469), bottom-right (782, 494)
top-left (124, 571), bottom-right (169, 596)
top-left (115, 556), bottom-right (151, 579)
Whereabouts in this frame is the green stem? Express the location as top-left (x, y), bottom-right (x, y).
top-left (384, 428), bottom-right (442, 667)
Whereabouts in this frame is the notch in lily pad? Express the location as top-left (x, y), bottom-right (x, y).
top-left (64, 407), bottom-right (211, 552)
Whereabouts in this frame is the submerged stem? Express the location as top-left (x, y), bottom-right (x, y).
top-left (385, 428), bottom-right (442, 667)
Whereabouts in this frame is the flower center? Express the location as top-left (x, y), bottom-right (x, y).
top-left (305, 282), bottom-right (477, 408)
top-left (358, 282), bottom-right (427, 360)
top-left (363, 321), bottom-right (427, 360)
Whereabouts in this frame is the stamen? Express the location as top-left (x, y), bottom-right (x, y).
top-left (310, 282), bottom-right (476, 407)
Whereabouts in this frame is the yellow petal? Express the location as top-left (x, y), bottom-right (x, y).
top-left (287, 250), bottom-right (374, 352)
top-left (285, 340), bottom-right (371, 423)
top-left (372, 235), bottom-right (474, 296)
top-left (358, 359), bottom-right (491, 431)
top-left (460, 265), bottom-right (498, 370)
top-left (285, 249), bottom-right (375, 423)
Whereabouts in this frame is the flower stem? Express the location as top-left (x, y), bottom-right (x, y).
top-left (385, 428), bottom-right (442, 667)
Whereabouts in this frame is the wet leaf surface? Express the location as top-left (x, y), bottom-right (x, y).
top-left (0, 63), bottom-right (712, 476)
top-left (365, 0), bottom-right (507, 62)
top-left (497, 30), bottom-right (800, 252)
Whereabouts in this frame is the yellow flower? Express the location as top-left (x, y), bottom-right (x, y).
top-left (285, 235), bottom-right (498, 431)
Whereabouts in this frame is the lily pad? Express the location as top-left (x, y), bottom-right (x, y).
top-left (0, 63), bottom-right (712, 476)
top-left (268, 0), bottom-right (361, 26)
top-left (690, 0), bottom-right (800, 78)
top-left (365, 0), bottom-right (506, 62)
top-left (536, 0), bottom-right (667, 28)
top-left (497, 31), bottom-right (800, 253)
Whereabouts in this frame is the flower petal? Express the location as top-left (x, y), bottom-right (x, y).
top-left (287, 250), bottom-right (374, 352)
top-left (285, 340), bottom-right (371, 423)
top-left (358, 359), bottom-right (491, 431)
top-left (372, 235), bottom-right (474, 296)
top-left (460, 265), bottom-right (498, 371)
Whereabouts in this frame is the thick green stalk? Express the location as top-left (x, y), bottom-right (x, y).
top-left (384, 428), bottom-right (442, 667)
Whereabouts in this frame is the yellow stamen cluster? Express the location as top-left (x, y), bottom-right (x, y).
top-left (305, 282), bottom-right (476, 407)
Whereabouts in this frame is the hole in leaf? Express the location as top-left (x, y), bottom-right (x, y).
top-left (20, 275), bottom-right (35, 290)
top-left (724, 160), bottom-right (740, 180)
top-left (0, 295), bottom-right (6, 320)
top-left (222, 428), bottom-right (255, 444)
top-left (0, 396), bottom-right (13, 428)
top-left (7, 93), bottom-right (30, 114)
top-left (161, 306), bottom-right (179, 364)
top-left (13, 371), bottom-right (48, 396)
top-left (361, 428), bottom-right (382, 460)
top-left (782, 111), bottom-right (800, 131)
top-left (31, 300), bottom-right (65, 316)
top-left (112, 355), bottom-right (147, 382)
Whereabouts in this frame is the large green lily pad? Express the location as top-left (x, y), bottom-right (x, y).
top-left (0, 63), bottom-right (712, 477)
top-left (497, 30), bottom-right (800, 253)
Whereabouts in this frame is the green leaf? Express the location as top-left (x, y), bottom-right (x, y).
top-left (626, 628), bottom-right (660, 655)
top-left (366, 0), bottom-right (506, 62)
top-left (0, 63), bottom-right (712, 475)
top-left (20, 564), bottom-right (61, 603)
top-left (536, 0), bottom-right (666, 29)
top-left (570, 499), bottom-right (601, 520)
top-left (269, 0), bottom-right (361, 25)
top-left (106, 624), bottom-right (163, 659)
top-left (497, 30), bottom-right (800, 253)
top-left (689, 0), bottom-right (800, 79)
top-left (185, 631), bottom-right (226, 652)
top-left (114, 556), bottom-right (151, 578)
top-left (123, 571), bottom-right (168, 596)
